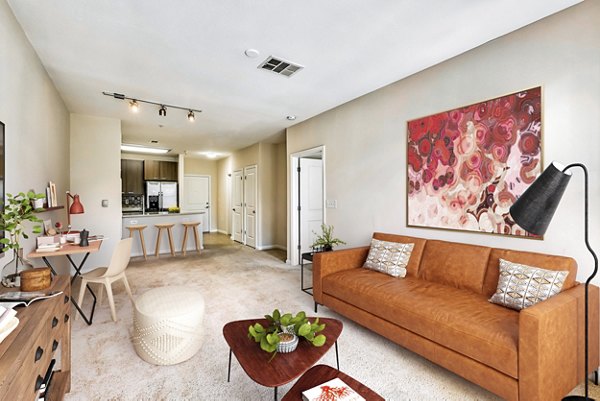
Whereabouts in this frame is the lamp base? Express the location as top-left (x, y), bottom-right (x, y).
top-left (563, 396), bottom-right (596, 400)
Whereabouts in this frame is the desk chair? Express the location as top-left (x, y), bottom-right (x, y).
top-left (77, 238), bottom-right (134, 322)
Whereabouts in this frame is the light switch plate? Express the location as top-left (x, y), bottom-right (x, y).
top-left (101, 199), bottom-right (108, 207)
top-left (326, 199), bottom-right (337, 208)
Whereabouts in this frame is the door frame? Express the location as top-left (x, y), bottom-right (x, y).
top-left (183, 174), bottom-right (211, 232)
top-left (289, 146), bottom-right (326, 266)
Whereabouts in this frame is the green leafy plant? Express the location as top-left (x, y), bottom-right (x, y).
top-left (311, 224), bottom-right (346, 251)
top-left (0, 192), bottom-right (45, 253)
top-left (0, 192), bottom-right (45, 283)
top-left (248, 309), bottom-right (327, 361)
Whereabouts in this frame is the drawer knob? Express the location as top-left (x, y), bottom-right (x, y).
top-left (35, 346), bottom-right (44, 362)
top-left (52, 340), bottom-right (59, 352)
top-left (35, 375), bottom-right (44, 391)
top-left (52, 317), bottom-right (59, 328)
top-left (64, 295), bottom-right (70, 304)
top-left (64, 314), bottom-right (70, 323)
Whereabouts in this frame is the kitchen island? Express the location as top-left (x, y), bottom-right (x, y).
top-left (122, 212), bottom-right (205, 257)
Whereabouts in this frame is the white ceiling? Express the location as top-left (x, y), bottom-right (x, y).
top-left (8, 0), bottom-right (581, 159)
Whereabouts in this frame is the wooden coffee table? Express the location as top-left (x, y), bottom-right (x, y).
top-left (223, 317), bottom-right (343, 401)
top-left (281, 364), bottom-right (385, 400)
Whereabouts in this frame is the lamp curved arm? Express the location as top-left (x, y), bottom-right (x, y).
top-left (563, 163), bottom-right (598, 286)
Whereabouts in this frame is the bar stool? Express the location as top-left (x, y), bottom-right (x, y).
top-left (154, 223), bottom-right (176, 257)
top-left (126, 225), bottom-right (148, 260)
top-left (181, 222), bottom-right (202, 256)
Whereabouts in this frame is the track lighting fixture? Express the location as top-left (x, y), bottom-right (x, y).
top-left (129, 100), bottom-right (139, 112)
top-left (102, 91), bottom-right (201, 122)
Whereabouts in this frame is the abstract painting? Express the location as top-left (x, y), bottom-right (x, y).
top-left (407, 87), bottom-right (542, 237)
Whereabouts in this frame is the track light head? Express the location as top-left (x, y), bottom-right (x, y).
top-left (187, 110), bottom-right (195, 122)
top-left (129, 100), bottom-right (139, 113)
top-left (159, 105), bottom-right (167, 117)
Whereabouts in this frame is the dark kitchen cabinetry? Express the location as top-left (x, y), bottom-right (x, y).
top-left (144, 160), bottom-right (178, 181)
top-left (121, 159), bottom-right (144, 194)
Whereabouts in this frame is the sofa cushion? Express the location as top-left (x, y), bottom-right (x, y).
top-left (363, 239), bottom-right (414, 277)
top-left (372, 233), bottom-right (427, 277)
top-left (489, 258), bottom-right (569, 310)
top-left (482, 248), bottom-right (578, 298)
top-left (418, 240), bottom-right (491, 294)
top-left (322, 269), bottom-right (519, 378)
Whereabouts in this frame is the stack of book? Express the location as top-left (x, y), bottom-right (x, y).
top-left (45, 181), bottom-right (58, 208)
top-left (0, 306), bottom-right (19, 343)
top-left (302, 378), bottom-right (365, 401)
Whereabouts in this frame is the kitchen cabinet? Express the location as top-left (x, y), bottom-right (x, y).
top-left (121, 159), bottom-right (144, 194)
top-left (144, 160), bottom-right (178, 181)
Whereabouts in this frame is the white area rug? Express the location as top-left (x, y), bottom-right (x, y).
top-left (65, 234), bottom-right (597, 400)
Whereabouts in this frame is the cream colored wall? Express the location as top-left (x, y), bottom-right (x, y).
top-left (184, 157), bottom-right (218, 231)
top-left (287, 0), bottom-right (600, 284)
top-left (70, 114), bottom-right (122, 269)
top-left (259, 143), bottom-right (275, 247)
top-left (0, 1), bottom-right (70, 271)
top-left (217, 157), bottom-right (232, 234)
top-left (275, 143), bottom-right (287, 248)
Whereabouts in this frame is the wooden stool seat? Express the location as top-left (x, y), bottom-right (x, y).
top-left (154, 223), bottom-right (176, 257)
top-left (126, 225), bottom-right (148, 260)
top-left (181, 222), bottom-right (202, 256)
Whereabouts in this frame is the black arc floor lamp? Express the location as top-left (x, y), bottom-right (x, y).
top-left (510, 161), bottom-right (598, 401)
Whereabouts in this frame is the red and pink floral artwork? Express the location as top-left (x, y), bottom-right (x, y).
top-left (407, 87), bottom-right (542, 237)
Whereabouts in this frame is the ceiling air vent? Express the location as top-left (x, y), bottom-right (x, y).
top-left (258, 56), bottom-right (303, 77)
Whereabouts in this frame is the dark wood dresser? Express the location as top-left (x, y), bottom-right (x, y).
top-left (0, 275), bottom-right (71, 401)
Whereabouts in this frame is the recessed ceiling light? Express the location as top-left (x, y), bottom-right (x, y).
top-left (245, 49), bottom-right (260, 58)
top-left (286, 115), bottom-right (297, 121)
top-left (121, 144), bottom-right (170, 154)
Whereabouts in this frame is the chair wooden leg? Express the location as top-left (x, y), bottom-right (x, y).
top-left (193, 226), bottom-right (200, 253)
top-left (167, 228), bottom-right (175, 256)
top-left (138, 230), bottom-right (147, 260)
top-left (181, 227), bottom-right (188, 256)
top-left (155, 228), bottom-right (162, 257)
top-left (122, 275), bottom-right (134, 302)
top-left (104, 280), bottom-right (117, 322)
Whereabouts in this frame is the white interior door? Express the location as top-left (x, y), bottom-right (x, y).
top-left (244, 165), bottom-right (257, 248)
top-left (182, 175), bottom-right (211, 232)
top-left (300, 158), bottom-right (324, 253)
top-left (232, 170), bottom-right (244, 243)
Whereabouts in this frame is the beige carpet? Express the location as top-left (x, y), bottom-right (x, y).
top-left (64, 234), bottom-right (598, 400)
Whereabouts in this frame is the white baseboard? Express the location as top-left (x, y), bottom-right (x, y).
top-left (216, 229), bottom-right (229, 235)
top-left (257, 244), bottom-right (287, 251)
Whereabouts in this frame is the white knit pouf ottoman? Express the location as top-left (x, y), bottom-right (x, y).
top-left (132, 286), bottom-right (205, 365)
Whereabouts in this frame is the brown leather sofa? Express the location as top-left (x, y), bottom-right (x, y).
top-left (312, 232), bottom-right (599, 401)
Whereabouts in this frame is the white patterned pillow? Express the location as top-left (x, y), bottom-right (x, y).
top-left (363, 239), bottom-right (414, 278)
top-left (489, 259), bottom-right (569, 310)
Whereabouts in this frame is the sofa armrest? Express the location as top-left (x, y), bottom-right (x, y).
top-left (312, 246), bottom-right (370, 303)
top-left (519, 284), bottom-right (599, 401)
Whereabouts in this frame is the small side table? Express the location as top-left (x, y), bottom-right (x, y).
top-left (281, 364), bottom-right (384, 401)
top-left (300, 252), bottom-right (314, 296)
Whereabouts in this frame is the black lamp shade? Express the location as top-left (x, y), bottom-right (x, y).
top-left (509, 161), bottom-right (572, 236)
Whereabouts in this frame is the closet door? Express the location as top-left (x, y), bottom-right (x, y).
top-left (243, 165), bottom-right (257, 248)
top-left (232, 170), bottom-right (244, 243)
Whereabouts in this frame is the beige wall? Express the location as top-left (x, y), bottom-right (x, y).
top-left (70, 114), bottom-right (122, 269)
top-left (0, 1), bottom-right (70, 270)
top-left (287, 1), bottom-right (600, 283)
top-left (184, 157), bottom-right (218, 231)
top-left (275, 143), bottom-right (287, 247)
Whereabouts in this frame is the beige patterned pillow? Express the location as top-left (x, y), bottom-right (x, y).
top-left (489, 259), bottom-right (569, 310)
top-left (363, 239), bottom-right (414, 278)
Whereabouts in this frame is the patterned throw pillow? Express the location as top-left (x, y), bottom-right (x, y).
top-left (363, 239), bottom-right (414, 278)
top-left (489, 259), bottom-right (569, 310)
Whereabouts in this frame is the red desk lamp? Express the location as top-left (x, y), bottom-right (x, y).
top-left (66, 191), bottom-right (84, 227)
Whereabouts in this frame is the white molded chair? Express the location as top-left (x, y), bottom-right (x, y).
top-left (77, 238), bottom-right (134, 322)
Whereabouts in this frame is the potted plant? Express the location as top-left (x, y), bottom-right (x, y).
top-left (311, 224), bottom-right (346, 252)
top-left (248, 309), bottom-right (327, 361)
top-left (0, 191), bottom-right (45, 287)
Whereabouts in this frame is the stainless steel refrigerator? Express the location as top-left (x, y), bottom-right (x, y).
top-left (146, 181), bottom-right (178, 211)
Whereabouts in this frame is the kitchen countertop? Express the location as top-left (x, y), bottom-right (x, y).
top-left (122, 211), bottom-right (206, 218)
